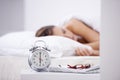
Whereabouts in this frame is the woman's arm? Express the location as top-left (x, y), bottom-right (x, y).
top-left (85, 40), bottom-right (99, 50)
top-left (64, 18), bottom-right (100, 50)
top-left (75, 48), bottom-right (99, 56)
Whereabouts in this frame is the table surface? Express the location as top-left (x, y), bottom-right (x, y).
top-left (21, 69), bottom-right (100, 80)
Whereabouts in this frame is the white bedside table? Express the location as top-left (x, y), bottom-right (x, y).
top-left (21, 69), bottom-right (100, 80)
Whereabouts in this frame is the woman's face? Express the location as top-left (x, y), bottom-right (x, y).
top-left (52, 27), bottom-right (78, 41)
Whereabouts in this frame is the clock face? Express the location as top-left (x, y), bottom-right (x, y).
top-left (29, 49), bottom-right (50, 71)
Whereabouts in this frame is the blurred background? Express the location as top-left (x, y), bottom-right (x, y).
top-left (0, 0), bottom-right (100, 36)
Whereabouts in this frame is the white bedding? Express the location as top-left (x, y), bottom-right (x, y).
top-left (0, 31), bottom-right (92, 57)
top-left (0, 56), bottom-right (100, 80)
top-left (21, 70), bottom-right (100, 80)
top-left (0, 31), bottom-right (100, 80)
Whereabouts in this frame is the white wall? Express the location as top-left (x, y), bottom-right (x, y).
top-left (101, 0), bottom-right (120, 80)
top-left (0, 0), bottom-right (24, 36)
top-left (24, 0), bottom-right (101, 31)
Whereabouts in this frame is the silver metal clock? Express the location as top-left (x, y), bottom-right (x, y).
top-left (28, 40), bottom-right (51, 72)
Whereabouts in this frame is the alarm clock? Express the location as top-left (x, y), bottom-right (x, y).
top-left (28, 40), bottom-right (51, 72)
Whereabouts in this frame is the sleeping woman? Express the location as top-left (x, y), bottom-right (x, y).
top-left (35, 18), bottom-right (100, 56)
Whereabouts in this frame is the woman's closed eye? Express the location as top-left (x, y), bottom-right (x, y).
top-left (62, 29), bottom-right (66, 34)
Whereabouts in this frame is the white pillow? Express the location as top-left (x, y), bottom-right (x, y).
top-left (0, 31), bottom-right (35, 49)
top-left (36, 36), bottom-right (92, 57)
top-left (0, 31), bottom-right (92, 57)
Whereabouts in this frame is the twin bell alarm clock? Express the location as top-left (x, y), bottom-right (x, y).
top-left (28, 40), bottom-right (51, 72)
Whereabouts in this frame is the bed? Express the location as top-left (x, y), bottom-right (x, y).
top-left (0, 56), bottom-right (100, 80)
top-left (0, 31), bottom-right (100, 80)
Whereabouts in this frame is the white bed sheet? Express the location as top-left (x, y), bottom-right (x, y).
top-left (21, 70), bottom-right (100, 80)
top-left (0, 56), bottom-right (100, 80)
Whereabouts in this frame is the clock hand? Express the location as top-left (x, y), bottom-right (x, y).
top-left (39, 52), bottom-right (41, 66)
